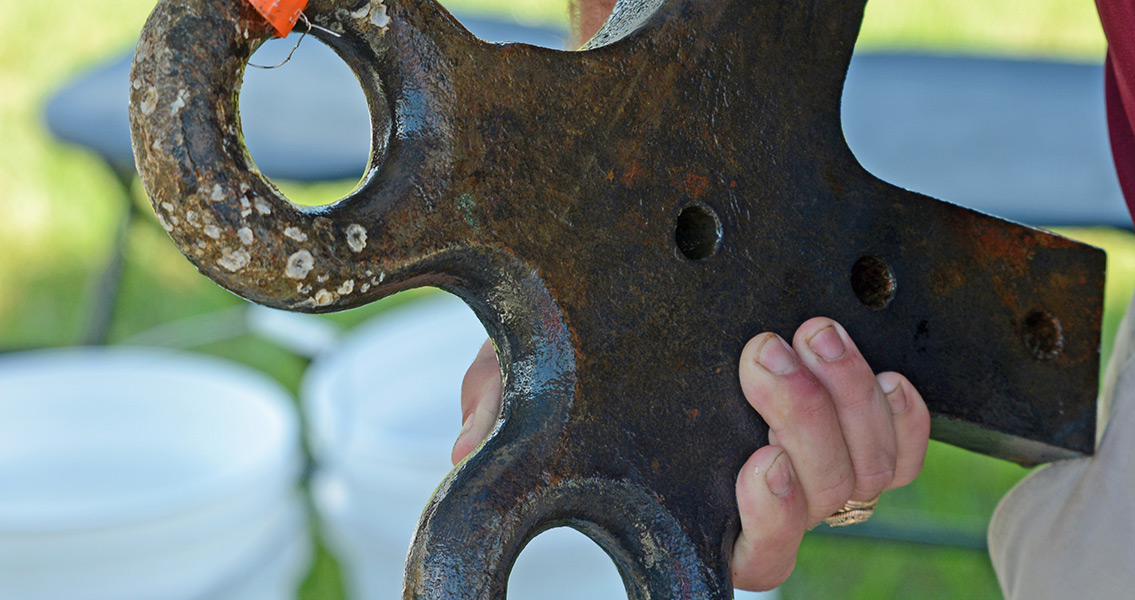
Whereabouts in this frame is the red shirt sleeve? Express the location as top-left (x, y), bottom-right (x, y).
top-left (1097, 0), bottom-right (1135, 223)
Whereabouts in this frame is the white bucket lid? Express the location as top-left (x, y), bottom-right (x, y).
top-left (0, 347), bottom-right (300, 533)
top-left (302, 293), bottom-right (488, 472)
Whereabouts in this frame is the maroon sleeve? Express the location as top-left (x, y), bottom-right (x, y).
top-left (1097, 0), bottom-right (1135, 222)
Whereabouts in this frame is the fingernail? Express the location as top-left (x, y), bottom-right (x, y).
top-left (765, 452), bottom-right (793, 497)
top-left (767, 429), bottom-right (779, 447)
top-left (757, 335), bottom-right (796, 374)
top-left (807, 325), bottom-right (845, 362)
top-left (879, 373), bottom-right (907, 415)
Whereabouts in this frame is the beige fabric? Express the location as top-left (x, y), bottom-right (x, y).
top-left (988, 294), bottom-right (1135, 599)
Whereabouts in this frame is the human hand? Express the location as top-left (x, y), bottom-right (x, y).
top-left (452, 318), bottom-right (930, 591)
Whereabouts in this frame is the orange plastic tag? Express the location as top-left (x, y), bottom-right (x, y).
top-left (247, 0), bottom-right (308, 37)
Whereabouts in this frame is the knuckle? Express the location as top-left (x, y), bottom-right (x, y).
top-left (853, 464), bottom-right (896, 497)
top-left (836, 383), bottom-right (880, 414)
top-left (807, 466), bottom-right (855, 518)
top-left (755, 517), bottom-right (803, 550)
top-left (765, 559), bottom-right (798, 590)
top-left (734, 555), bottom-right (797, 592)
top-left (746, 372), bottom-right (828, 427)
top-left (782, 380), bottom-right (831, 423)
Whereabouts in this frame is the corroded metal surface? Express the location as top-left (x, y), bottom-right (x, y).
top-left (129, 0), bottom-right (1106, 597)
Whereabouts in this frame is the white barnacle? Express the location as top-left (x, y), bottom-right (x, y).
top-left (240, 197), bottom-right (252, 217)
top-left (297, 283), bottom-right (313, 295)
top-left (371, 3), bottom-right (391, 28)
top-left (360, 282), bottom-right (371, 293)
top-left (186, 210), bottom-right (200, 225)
top-left (169, 89), bottom-right (188, 115)
top-left (140, 86), bottom-right (158, 115)
top-left (203, 225), bottom-right (222, 239)
top-left (346, 223), bottom-right (368, 253)
top-left (253, 197), bottom-right (272, 215)
top-left (237, 227), bottom-right (254, 245)
top-left (156, 213), bottom-right (174, 232)
top-left (313, 289), bottom-right (336, 306)
top-left (317, 274), bottom-right (329, 283)
top-left (284, 227), bottom-right (308, 242)
top-left (338, 279), bottom-right (355, 295)
top-left (218, 248), bottom-right (250, 272)
top-left (161, 202), bottom-right (175, 212)
top-left (286, 249), bottom-right (315, 279)
top-left (210, 184), bottom-right (225, 203)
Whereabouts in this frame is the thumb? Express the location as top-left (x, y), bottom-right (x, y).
top-left (452, 339), bottom-right (503, 464)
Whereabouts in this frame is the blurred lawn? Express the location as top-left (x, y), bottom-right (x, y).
top-left (0, 0), bottom-right (1131, 599)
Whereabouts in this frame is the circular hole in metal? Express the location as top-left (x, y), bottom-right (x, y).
top-left (850, 255), bottom-right (897, 310)
top-left (674, 204), bottom-right (722, 261)
top-left (508, 527), bottom-right (624, 598)
top-left (240, 35), bottom-right (373, 206)
top-left (1022, 310), bottom-right (1064, 360)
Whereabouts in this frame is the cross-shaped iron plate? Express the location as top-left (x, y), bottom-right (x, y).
top-left (129, 0), bottom-right (1106, 597)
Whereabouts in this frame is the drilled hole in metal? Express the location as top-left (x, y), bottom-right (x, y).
top-left (674, 204), bottom-right (722, 261)
top-left (1022, 310), bottom-right (1064, 360)
top-left (850, 255), bottom-right (896, 310)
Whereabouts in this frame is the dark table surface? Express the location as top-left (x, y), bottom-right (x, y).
top-left (44, 13), bottom-right (1131, 229)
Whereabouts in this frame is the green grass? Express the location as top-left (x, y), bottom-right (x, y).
top-left (0, 1), bottom-right (1129, 599)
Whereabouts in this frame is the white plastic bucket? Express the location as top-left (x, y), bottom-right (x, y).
top-left (303, 293), bottom-right (778, 599)
top-left (0, 347), bottom-right (310, 600)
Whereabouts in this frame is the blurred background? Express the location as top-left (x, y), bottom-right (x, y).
top-left (2, 0), bottom-right (1135, 598)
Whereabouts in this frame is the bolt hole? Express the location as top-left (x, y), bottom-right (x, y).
top-left (674, 204), bottom-right (722, 261)
top-left (850, 255), bottom-right (897, 310)
top-left (1022, 310), bottom-right (1064, 360)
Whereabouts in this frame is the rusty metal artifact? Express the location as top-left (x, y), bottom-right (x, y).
top-left (129, 0), bottom-right (1106, 597)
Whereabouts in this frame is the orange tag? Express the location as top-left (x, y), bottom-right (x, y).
top-left (247, 0), bottom-right (308, 37)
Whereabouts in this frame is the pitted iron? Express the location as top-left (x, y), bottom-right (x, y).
top-left (129, 0), bottom-right (1106, 597)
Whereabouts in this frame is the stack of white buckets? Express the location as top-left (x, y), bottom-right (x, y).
top-left (0, 349), bottom-right (309, 600)
top-left (0, 294), bottom-right (776, 599)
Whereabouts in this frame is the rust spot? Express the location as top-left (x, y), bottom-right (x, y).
top-left (970, 217), bottom-right (1037, 276)
top-left (931, 261), bottom-right (966, 297)
top-left (673, 171), bottom-right (710, 199)
top-left (622, 162), bottom-right (647, 186)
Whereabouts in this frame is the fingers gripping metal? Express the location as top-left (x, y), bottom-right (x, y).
top-left (130, 0), bottom-right (1106, 598)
